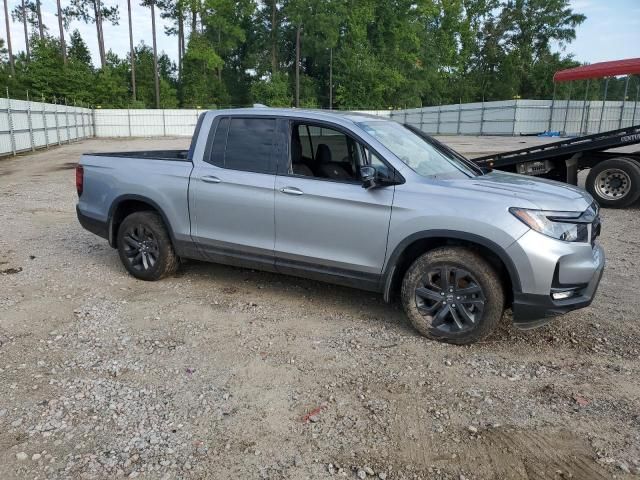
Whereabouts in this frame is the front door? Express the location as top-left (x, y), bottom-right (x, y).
top-left (274, 121), bottom-right (394, 288)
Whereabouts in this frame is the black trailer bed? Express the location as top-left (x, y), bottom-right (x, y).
top-left (473, 124), bottom-right (640, 168)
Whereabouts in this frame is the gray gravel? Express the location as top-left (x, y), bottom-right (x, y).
top-left (1, 137), bottom-right (639, 479)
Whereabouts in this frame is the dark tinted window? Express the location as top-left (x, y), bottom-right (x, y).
top-left (225, 118), bottom-right (275, 173)
top-left (207, 117), bottom-right (229, 166)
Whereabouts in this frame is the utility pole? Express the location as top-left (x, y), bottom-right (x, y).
top-left (127, 0), bottom-right (136, 101)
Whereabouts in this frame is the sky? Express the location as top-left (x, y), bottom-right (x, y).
top-left (1, 0), bottom-right (639, 69)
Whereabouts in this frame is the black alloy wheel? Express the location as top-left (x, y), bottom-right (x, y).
top-left (121, 224), bottom-right (160, 272)
top-left (414, 266), bottom-right (486, 334)
top-left (116, 211), bottom-right (179, 281)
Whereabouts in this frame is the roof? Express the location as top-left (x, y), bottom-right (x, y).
top-left (207, 107), bottom-right (388, 124)
top-left (554, 58), bottom-right (640, 82)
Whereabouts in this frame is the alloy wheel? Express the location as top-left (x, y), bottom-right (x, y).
top-left (415, 266), bottom-right (486, 333)
top-left (122, 224), bottom-right (159, 272)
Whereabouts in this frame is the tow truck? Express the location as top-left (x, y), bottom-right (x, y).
top-left (473, 58), bottom-right (640, 208)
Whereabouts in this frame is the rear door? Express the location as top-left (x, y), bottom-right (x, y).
top-left (274, 120), bottom-right (394, 288)
top-left (190, 115), bottom-right (283, 270)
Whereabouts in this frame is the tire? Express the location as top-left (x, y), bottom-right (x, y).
top-left (585, 157), bottom-right (640, 208)
top-left (116, 211), bottom-right (179, 281)
top-left (400, 247), bottom-right (504, 345)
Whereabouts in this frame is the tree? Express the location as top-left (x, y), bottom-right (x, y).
top-left (63, 0), bottom-right (120, 69)
top-left (68, 29), bottom-right (92, 64)
top-left (56, 0), bottom-right (67, 63)
top-left (35, 0), bottom-right (44, 38)
top-left (3, 0), bottom-right (14, 75)
top-left (251, 72), bottom-right (290, 106)
top-left (127, 0), bottom-right (136, 100)
top-left (140, 0), bottom-right (161, 108)
top-left (131, 43), bottom-right (178, 107)
top-left (12, 0), bottom-right (31, 60)
top-left (180, 32), bottom-right (223, 106)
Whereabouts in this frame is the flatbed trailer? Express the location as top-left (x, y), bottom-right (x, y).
top-left (472, 124), bottom-right (640, 208)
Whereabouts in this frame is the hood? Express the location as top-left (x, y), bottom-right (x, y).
top-left (443, 170), bottom-right (593, 212)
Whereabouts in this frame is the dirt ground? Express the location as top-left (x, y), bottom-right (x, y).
top-left (0, 136), bottom-right (639, 480)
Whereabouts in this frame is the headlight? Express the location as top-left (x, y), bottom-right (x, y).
top-left (509, 207), bottom-right (589, 242)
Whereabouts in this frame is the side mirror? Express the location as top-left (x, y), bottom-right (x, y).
top-left (360, 166), bottom-right (378, 189)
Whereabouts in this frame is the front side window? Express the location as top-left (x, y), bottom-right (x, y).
top-left (357, 120), bottom-right (479, 179)
top-left (291, 122), bottom-right (380, 182)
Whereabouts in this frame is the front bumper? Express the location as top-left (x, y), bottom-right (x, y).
top-left (507, 229), bottom-right (605, 328)
top-left (512, 257), bottom-right (604, 328)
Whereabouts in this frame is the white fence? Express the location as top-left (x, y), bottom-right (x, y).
top-left (389, 99), bottom-right (640, 136)
top-left (1, 98), bottom-right (638, 157)
top-left (0, 98), bottom-right (93, 156)
top-left (93, 109), bottom-right (205, 137)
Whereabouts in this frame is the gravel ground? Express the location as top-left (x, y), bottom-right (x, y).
top-left (0, 136), bottom-right (639, 480)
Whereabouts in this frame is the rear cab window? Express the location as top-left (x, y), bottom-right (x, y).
top-left (205, 116), bottom-right (277, 174)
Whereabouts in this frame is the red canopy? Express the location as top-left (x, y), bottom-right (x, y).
top-left (554, 58), bottom-right (640, 83)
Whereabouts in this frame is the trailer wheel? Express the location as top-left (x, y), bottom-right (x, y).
top-left (586, 157), bottom-right (640, 208)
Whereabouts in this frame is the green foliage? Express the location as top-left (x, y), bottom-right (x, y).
top-left (250, 72), bottom-right (291, 107)
top-left (68, 30), bottom-right (92, 65)
top-left (1, 0), bottom-right (590, 109)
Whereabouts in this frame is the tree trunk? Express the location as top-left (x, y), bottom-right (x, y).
top-left (21, 0), bottom-right (29, 60)
top-left (36, 0), bottom-right (44, 39)
top-left (270, 0), bottom-right (277, 74)
top-left (127, 0), bottom-right (136, 101)
top-left (94, 0), bottom-right (106, 68)
top-left (177, 11), bottom-right (183, 81)
top-left (217, 29), bottom-right (221, 82)
top-left (56, 0), bottom-right (67, 64)
top-left (150, 0), bottom-right (160, 109)
top-left (329, 47), bottom-right (333, 110)
top-left (295, 24), bottom-right (301, 108)
top-left (3, 0), bottom-right (14, 75)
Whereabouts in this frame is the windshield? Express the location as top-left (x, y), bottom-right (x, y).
top-left (357, 120), bottom-right (479, 179)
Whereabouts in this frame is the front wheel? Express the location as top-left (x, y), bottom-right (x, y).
top-left (401, 247), bottom-right (505, 345)
top-left (116, 211), bottom-right (179, 281)
top-left (585, 157), bottom-right (640, 208)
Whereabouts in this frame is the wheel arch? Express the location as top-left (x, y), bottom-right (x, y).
top-left (108, 194), bottom-right (177, 249)
top-left (382, 230), bottom-right (521, 305)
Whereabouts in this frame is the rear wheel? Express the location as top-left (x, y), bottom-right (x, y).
top-left (117, 211), bottom-right (179, 281)
top-left (586, 157), bottom-right (640, 208)
top-left (401, 247), bottom-right (504, 345)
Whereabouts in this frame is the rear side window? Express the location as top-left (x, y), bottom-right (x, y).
top-left (225, 118), bottom-right (276, 173)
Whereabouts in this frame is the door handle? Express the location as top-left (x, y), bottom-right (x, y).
top-left (201, 175), bottom-right (221, 184)
top-left (280, 187), bottom-right (304, 196)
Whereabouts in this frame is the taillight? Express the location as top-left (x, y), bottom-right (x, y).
top-left (76, 164), bottom-right (84, 197)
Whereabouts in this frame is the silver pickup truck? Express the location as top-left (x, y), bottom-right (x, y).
top-left (76, 108), bottom-right (605, 344)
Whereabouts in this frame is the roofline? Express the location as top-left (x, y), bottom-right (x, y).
top-left (204, 107), bottom-right (392, 124)
top-left (554, 58), bottom-right (640, 83)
